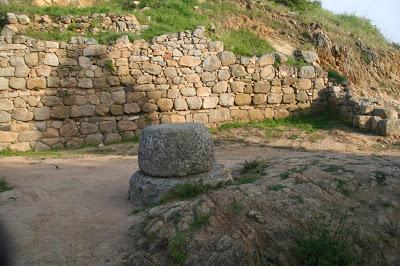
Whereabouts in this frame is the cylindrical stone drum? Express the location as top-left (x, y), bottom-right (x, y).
top-left (138, 123), bottom-right (215, 177)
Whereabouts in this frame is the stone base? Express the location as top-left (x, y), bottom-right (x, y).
top-left (129, 164), bottom-right (232, 206)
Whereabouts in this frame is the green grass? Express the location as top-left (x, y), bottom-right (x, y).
top-left (269, 184), bottom-right (286, 191)
top-left (104, 59), bottom-right (116, 73)
top-left (161, 183), bottom-right (216, 203)
top-left (0, 0), bottom-right (130, 17)
top-left (328, 70), bottom-right (348, 84)
top-left (293, 216), bottom-right (360, 266)
top-left (335, 179), bottom-right (352, 197)
top-left (168, 230), bottom-right (187, 264)
top-left (286, 56), bottom-right (308, 68)
top-left (216, 112), bottom-right (340, 136)
top-left (24, 28), bottom-right (139, 44)
top-left (279, 165), bottom-right (309, 180)
top-left (229, 200), bottom-right (244, 215)
top-left (138, 0), bottom-right (207, 40)
top-left (189, 211), bottom-right (210, 230)
top-left (236, 159), bottom-right (267, 184)
top-left (220, 29), bottom-right (275, 56)
top-left (0, 178), bottom-right (13, 193)
top-left (372, 171), bottom-right (387, 185)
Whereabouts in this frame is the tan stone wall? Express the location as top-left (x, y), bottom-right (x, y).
top-left (0, 27), bottom-right (328, 151)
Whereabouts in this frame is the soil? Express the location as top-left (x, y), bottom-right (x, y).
top-left (0, 127), bottom-right (400, 265)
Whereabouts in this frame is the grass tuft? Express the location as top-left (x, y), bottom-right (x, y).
top-left (161, 183), bottom-right (221, 203)
top-left (229, 200), bottom-right (244, 215)
top-left (189, 211), bottom-right (210, 230)
top-left (168, 230), bottom-right (187, 264)
top-left (0, 178), bottom-right (13, 193)
top-left (292, 215), bottom-right (360, 266)
top-left (236, 159), bottom-right (267, 184)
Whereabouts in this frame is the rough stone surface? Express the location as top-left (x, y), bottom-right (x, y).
top-left (138, 123), bottom-right (215, 177)
top-left (129, 164), bottom-right (232, 206)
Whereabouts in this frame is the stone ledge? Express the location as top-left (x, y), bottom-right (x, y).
top-left (129, 163), bottom-right (232, 206)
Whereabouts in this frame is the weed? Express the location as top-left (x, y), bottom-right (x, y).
top-left (168, 230), bottom-right (187, 264)
top-left (381, 201), bottom-right (394, 209)
top-left (241, 159), bottom-right (266, 175)
top-left (269, 184), bottom-right (286, 191)
top-left (229, 200), bottom-right (244, 215)
top-left (292, 215), bottom-right (360, 266)
top-left (286, 56), bottom-right (308, 68)
top-left (328, 69), bottom-right (348, 84)
top-left (322, 164), bottom-right (355, 174)
top-left (161, 183), bottom-right (217, 203)
top-left (0, 178), bottom-right (12, 193)
top-left (279, 165), bottom-right (309, 180)
top-left (372, 171), bottom-right (387, 185)
top-left (293, 195), bottom-right (305, 204)
top-left (189, 211), bottom-right (210, 230)
top-left (335, 179), bottom-right (352, 196)
top-left (236, 159), bottom-right (267, 184)
top-left (104, 59), bottom-right (116, 73)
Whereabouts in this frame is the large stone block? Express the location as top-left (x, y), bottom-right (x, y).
top-left (34, 107), bottom-right (51, 121)
top-left (209, 109), bottom-right (230, 123)
top-left (0, 78), bottom-right (9, 90)
top-left (12, 108), bottom-right (34, 121)
top-left (60, 120), bottom-right (78, 137)
top-left (138, 123), bottom-right (215, 177)
top-left (83, 45), bottom-right (107, 56)
top-left (0, 131), bottom-right (18, 143)
top-left (377, 119), bottom-right (400, 136)
top-left (129, 164), bottom-right (231, 206)
top-left (43, 53), bottom-right (59, 66)
top-left (203, 55), bottom-right (221, 72)
top-left (27, 78), bottom-right (46, 89)
top-left (0, 67), bottom-right (15, 77)
top-left (299, 66), bottom-right (315, 79)
top-left (254, 81), bottom-right (271, 93)
top-left (373, 108), bottom-right (398, 120)
top-left (0, 100), bottom-right (13, 111)
top-left (179, 56), bottom-right (201, 67)
top-left (235, 94), bottom-right (252, 106)
top-left (0, 111), bottom-right (11, 123)
top-left (9, 78), bottom-right (26, 90)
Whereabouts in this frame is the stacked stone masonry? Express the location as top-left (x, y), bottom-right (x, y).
top-left (0, 25), bottom-right (329, 151)
top-left (329, 86), bottom-right (400, 136)
top-left (1, 12), bottom-right (148, 38)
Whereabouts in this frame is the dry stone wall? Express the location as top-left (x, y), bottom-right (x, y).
top-left (2, 12), bottom-right (147, 37)
top-left (329, 86), bottom-right (400, 136)
top-left (0, 26), bottom-right (329, 151)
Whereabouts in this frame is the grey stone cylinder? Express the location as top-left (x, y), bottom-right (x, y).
top-left (138, 123), bottom-right (215, 177)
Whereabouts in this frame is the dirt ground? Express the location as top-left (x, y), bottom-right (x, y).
top-left (1, 127), bottom-right (400, 265)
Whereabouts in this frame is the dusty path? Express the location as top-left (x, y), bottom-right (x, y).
top-left (0, 155), bottom-right (138, 265)
top-left (0, 136), bottom-right (400, 265)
